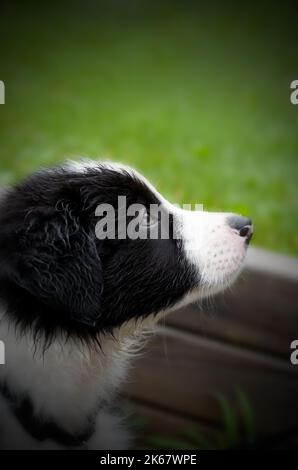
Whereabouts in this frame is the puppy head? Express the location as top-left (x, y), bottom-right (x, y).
top-left (0, 160), bottom-right (253, 338)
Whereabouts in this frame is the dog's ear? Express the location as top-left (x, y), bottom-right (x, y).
top-left (10, 208), bottom-right (103, 327)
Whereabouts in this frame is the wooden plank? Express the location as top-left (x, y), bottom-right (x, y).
top-left (130, 401), bottom-right (298, 450)
top-left (124, 326), bottom-right (298, 435)
top-left (166, 267), bottom-right (298, 358)
top-left (246, 247), bottom-right (298, 282)
top-left (130, 401), bottom-right (221, 449)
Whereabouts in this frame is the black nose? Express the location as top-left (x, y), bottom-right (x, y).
top-left (227, 215), bottom-right (253, 243)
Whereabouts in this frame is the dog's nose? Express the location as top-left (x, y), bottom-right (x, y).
top-left (227, 215), bottom-right (253, 243)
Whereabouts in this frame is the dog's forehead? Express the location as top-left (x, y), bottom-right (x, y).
top-left (66, 159), bottom-right (148, 184)
top-left (65, 159), bottom-right (166, 203)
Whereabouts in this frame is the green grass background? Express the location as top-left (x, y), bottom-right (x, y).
top-left (0, 1), bottom-right (297, 254)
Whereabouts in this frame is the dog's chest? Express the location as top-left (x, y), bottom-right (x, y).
top-left (0, 316), bottom-right (132, 437)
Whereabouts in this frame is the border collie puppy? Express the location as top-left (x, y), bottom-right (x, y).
top-left (0, 160), bottom-right (253, 449)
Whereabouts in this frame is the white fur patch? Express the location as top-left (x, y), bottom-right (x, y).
top-left (0, 308), bottom-right (141, 449)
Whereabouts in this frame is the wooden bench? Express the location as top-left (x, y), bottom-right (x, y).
top-left (124, 248), bottom-right (298, 448)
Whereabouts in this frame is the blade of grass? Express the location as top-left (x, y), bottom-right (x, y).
top-left (180, 426), bottom-right (215, 450)
top-left (214, 393), bottom-right (239, 449)
top-left (236, 388), bottom-right (256, 444)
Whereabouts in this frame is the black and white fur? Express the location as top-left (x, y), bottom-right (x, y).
top-left (0, 160), bottom-right (253, 449)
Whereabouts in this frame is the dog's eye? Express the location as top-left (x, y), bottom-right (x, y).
top-left (140, 209), bottom-right (158, 227)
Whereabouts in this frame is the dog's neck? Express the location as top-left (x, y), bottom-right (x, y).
top-left (0, 309), bottom-right (151, 436)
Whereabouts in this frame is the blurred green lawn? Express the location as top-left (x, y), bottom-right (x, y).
top-left (0, 1), bottom-right (297, 254)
